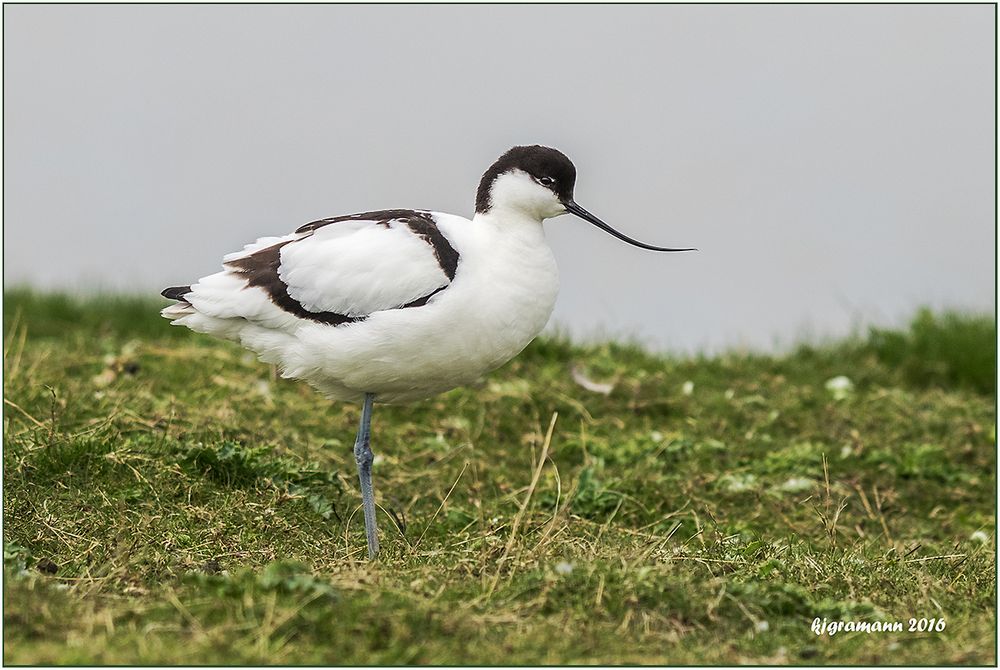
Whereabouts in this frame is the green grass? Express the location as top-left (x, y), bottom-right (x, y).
top-left (3, 289), bottom-right (996, 664)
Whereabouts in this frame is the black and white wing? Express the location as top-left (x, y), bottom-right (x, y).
top-left (162, 209), bottom-right (461, 332)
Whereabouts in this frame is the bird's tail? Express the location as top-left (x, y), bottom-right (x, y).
top-left (160, 285), bottom-right (194, 320)
top-left (161, 285), bottom-right (192, 301)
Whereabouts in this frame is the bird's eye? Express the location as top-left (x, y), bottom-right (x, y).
top-left (538, 176), bottom-right (555, 187)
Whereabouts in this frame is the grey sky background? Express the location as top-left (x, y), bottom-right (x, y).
top-left (4, 4), bottom-right (995, 353)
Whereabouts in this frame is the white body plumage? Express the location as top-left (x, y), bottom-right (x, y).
top-left (163, 179), bottom-right (559, 404)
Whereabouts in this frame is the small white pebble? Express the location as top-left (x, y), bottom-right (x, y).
top-left (722, 473), bottom-right (757, 493)
top-left (91, 368), bottom-right (117, 388)
top-left (825, 375), bottom-right (854, 400)
top-left (681, 380), bottom-right (694, 396)
top-left (779, 477), bottom-right (815, 493)
top-left (554, 561), bottom-right (574, 575)
top-left (724, 389), bottom-right (736, 400)
top-left (970, 530), bottom-right (990, 544)
top-left (650, 431), bottom-right (664, 443)
top-left (372, 454), bottom-right (385, 466)
top-left (840, 444), bottom-right (853, 459)
top-left (755, 620), bottom-right (770, 633)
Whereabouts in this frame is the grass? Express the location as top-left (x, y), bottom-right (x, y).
top-left (3, 288), bottom-right (996, 665)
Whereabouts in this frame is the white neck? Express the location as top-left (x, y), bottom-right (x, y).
top-left (471, 208), bottom-right (548, 246)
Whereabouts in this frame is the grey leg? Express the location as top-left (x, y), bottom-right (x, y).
top-left (353, 392), bottom-right (379, 559)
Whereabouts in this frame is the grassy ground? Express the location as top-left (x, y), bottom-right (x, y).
top-left (3, 290), bottom-right (996, 664)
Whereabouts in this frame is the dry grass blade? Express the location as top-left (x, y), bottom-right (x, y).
top-left (485, 411), bottom-right (558, 598)
top-left (413, 461), bottom-right (469, 551)
top-left (4, 398), bottom-right (46, 428)
top-left (905, 553), bottom-right (967, 563)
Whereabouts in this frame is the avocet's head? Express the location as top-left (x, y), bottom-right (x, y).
top-left (476, 145), bottom-right (695, 252)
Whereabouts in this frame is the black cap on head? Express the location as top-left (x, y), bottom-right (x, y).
top-left (476, 145), bottom-right (577, 214)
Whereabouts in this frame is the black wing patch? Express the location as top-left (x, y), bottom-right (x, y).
top-left (225, 241), bottom-right (359, 326)
top-left (296, 209), bottom-right (432, 234)
top-left (406, 217), bottom-right (459, 281)
top-left (226, 209), bottom-right (460, 326)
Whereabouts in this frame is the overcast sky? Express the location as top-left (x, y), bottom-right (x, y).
top-left (4, 4), bottom-right (995, 353)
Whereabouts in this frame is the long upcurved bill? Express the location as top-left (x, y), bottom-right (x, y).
top-left (565, 201), bottom-right (696, 252)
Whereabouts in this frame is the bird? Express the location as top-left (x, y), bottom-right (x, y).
top-left (160, 145), bottom-right (694, 559)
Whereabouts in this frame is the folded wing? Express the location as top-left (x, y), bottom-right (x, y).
top-left (169, 210), bottom-right (460, 333)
